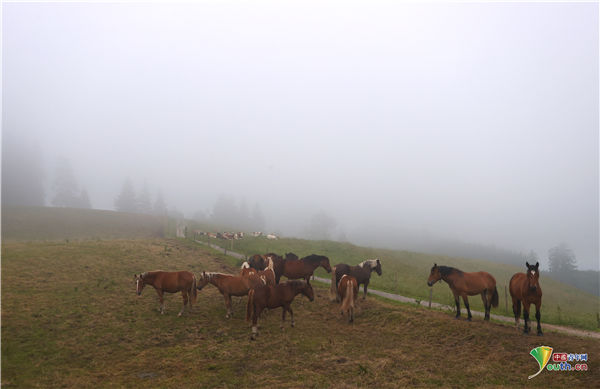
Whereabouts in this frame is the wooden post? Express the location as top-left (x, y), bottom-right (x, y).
top-left (428, 288), bottom-right (432, 308)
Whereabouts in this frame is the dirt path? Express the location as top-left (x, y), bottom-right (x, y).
top-left (195, 240), bottom-right (600, 339)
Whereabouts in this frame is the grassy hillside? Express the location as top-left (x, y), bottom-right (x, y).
top-left (2, 238), bottom-right (598, 388)
top-left (203, 235), bottom-right (600, 331)
top-left (2, 206), bottom-right (169, 241)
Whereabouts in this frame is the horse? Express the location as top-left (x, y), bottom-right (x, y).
top-left (246, 280), bottom-right (314, 340)
top-left (197, 272), bottom-right (265, 318)
top-left (330, 259), bottom-right (382, 301)
top-left (277, 254), bottom-right (332, 284)
top-left (338, 275), bottom-right (358, 323)
top-left (509, 261), bottom-right (543, 335)
top-left (134, 271), bottom-right (197, 316)
top-left (255, 257), bottom-right (276, 286)
top-left (427, 263), bottom-right (498, 321)
top-left (248, 254), bottom-right (269, 271)
top-left (240, 262), bottom-right (258, 277)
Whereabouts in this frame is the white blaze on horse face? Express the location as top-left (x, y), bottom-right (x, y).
top-left (530, 270), bottom-right (535, 276)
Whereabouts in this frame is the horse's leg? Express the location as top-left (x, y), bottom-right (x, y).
top-left (224, 294), bottom-right (232, 318)
top-left (251, 306), bottom-right (261, 340)
top-left (535, 302), bottom-right (543, 336)
top-left (289, 306), bottom-right (295, 327)
top-left (452, 290), bottom-right (461, 319)
top-left (281, 306), bottom-right (287, 329)
top-left (462, 295), bottom-right (472, 321)
top-left (178, 291), bottom-right (188, 317)
top-left (156, 289), bottom-right (165, 314)
top-left (362, 281), bottom-right (369, 300)
top-left (481, 291), bottom-right (490, 321)
top-left (522, 302), bottom-right (531, 334)
top-left (512, 298), bottom-right (521, 329)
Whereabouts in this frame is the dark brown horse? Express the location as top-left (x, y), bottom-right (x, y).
top-left (509, 262), bottom-right (543, 336)
top-left (330, 259), bottom-right (382, 301)
top-left (197, 272), bottom-right (265, 318)
top-left (246, 280), bottom-right (314, 340)
top-left (134, 271), bottom-right (197, 316)
top-left (278, 254), bottom-right (332, 283)
top-left (338, 275), bottom-right (358, 323)
top-left (427, 264), bottom-right (498, 321)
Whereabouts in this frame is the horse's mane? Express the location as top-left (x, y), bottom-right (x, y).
top-left (438, 266), bottom-right (463, 277)
top-left (302, 254), bottom-right (326, 263)
top-left (358, 259), bottom-right (379, 269)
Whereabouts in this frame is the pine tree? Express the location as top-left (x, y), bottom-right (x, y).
top-left (114, 178), bottom-right (137, 213)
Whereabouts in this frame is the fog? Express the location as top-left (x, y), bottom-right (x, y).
top-left (3, 2), bottom-right (598, 270)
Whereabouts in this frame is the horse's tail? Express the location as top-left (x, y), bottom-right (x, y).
top-left (191, 275), bottom-right (198, 306)
top-left (246, 288), bottom-right (255, 322)
top-left (491, 286), bottom-right (499, 308)
top-left (329, 266), bottom-right (338, 301)
top-left (341, 279), bottom-right (354, 313)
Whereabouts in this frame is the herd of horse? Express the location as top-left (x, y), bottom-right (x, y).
top-left (134, 250), bottom-right (543, 338)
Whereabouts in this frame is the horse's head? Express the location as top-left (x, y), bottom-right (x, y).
top-left (302, 281), bottom-right (315, 302)
top-left (427, 264), bottom-right (441, 287)
top-left (525, 261), bottom-right (540, 292)
top-left (134, 273), bottom-right (147, 296)
top-left (320, 256), bottom-right (332, 273)
top-left (196, 271), bottom-right (210, 291)
top-left (373, 259), bottom-right (382, 276)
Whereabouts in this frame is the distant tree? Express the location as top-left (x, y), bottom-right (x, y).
top-left (2, 133), bottom-right (45, 206)
top-left (250, 202), bottom-right (266, 231)
top-left (51, 157), bottom-right (80, 207)
top-left (306, 211), bottom-right (337, 240)
top-left (211, 194), bottom-right (239, 228)
top-left (114, 178), bottom-right (137, 213)
top-left (137, 182), bottom-right (153, 214)
top-left (76, 189), bottom-right (92, 209)
top-left (153, 191), bottom-right (167, 216)
top-left (548, 243), bottom-right (577, 273)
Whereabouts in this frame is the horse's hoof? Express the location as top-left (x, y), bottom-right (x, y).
top-left (467, 317), bottom-right (472, 322)
top-left (177, 313), bottom-right (183, 317)
top-left (537, 331), bottom-right (543, 336)
top-left (291, 322), bottom-right (295, 328)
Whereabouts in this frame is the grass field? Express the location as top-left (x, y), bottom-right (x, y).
top-left (2, 238), bottom-right (599, 388)
top-left (202, 235), bottom-right (600, 331)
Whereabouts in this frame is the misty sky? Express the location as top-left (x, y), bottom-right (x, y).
top-left (3, 1), bottom-right (598, 270)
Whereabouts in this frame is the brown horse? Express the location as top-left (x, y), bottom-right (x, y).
top-left (255, 257), bottom-right (276, 286)
top-left (197, 272), bottom-right (265, 318)
top-left (246, 280), bottom-right (314, 340)
top-left (248, 254), bottom-right (269, 271)
top-left (240, 262), bottom-right (258, 277)
top-left (251, 253), bottom-right (297, 284)
top-left (427, 264), bottom-right (498, 321)
top-left (330, 259), bottom-right (382, 301)
top-left (338, 275), bottom-right (358, 323)
top-left (509, 261), bottom-right (543, 336)
top-left (278, 254), bottom-right (332, 283)
top-left (134, 271), bottom-right (197, 316)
